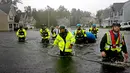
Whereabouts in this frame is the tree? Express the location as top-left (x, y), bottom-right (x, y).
top-left (12, 0), bottom-right (22, 5)
top-left (96, 10), bottom-right (103, 27)
top-left (31, 5), bottom-right (93, 28)
top-left (57, 5), bottom-right (70, 18)
top-left (57, 17), bottom-right (70, 27)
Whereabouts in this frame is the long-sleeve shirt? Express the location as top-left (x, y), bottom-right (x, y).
top-left (100, 33), bottom-right (127, 54)
top-left (53, 28), bottom-right (60, 35)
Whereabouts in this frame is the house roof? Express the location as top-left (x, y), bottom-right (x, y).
top-left (0, 3), bottom-right (11, 14)
top-left (112, 3), bottom-right (125, 12)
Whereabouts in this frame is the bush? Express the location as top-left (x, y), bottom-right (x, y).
top-left (106, 26), bottom-right (112, 28)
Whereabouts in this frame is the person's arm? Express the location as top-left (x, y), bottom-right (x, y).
top-left (53, 29), bottom-right (55, 33)
top-left (97, 28), bottom-right (99, 33)
top-left (70, 32), bottom-right (75, 45)
top-left (82, 30), bottom-right (87, 37)
top-left (39, 29), bottom-right (42, 36)
top-left (121, 35), bottom-right (129, 61)
top-left (100, 33), bottom-right (107, 52)
top-left (68, 32), bottom-right (75, 49)
top-left (23, 29), bottom-right (27, 37)
top-left (16, 29), bottom-right (19, 37)
top-left (46, 29), bottom-right (50, 39)
top-left (53, 35), bottom-right (59, 46)
top-left (121, 36), bottom-right (128, 54)
top-left (89, 28), bottom-right (91, 32)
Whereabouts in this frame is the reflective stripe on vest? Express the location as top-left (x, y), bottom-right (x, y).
top-left (19, 30), bottom-right (24, 35)
top-left (105, 31), bottom-right (123, 52)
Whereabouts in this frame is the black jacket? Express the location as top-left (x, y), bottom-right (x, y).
top-left (59, 29), bottom-right (68, 43)
top-left (100, 32), bottom-right (127, 54)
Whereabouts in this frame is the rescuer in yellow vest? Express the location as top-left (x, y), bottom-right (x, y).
top-left (53, 26), bottom-right (75, 56)
top-left (89, 24), bottom-right (98, 38)
top-left (74, 24), bottom-right (87, 44)
top-left (40, 25), bottom-right (50, 44)
top-left (16, 25), bottom-right (27, 42)
top-left (100, 23), bottom-right (128, 62)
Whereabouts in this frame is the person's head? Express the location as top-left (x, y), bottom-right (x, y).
top-left (19, 25), bottom-right (23, 29)
top-left (77, 24), bottom-right (81, 29)
top-left (92, 24), bottom-right (96, 28)
top-left (60, 26), bottom-right (65, 33)
top-left (112, 23), bottom-right (121, 33)
top-left (42, 24), bottom-right (47, 30)
top-left (56, 25), bottom-right (59, 29)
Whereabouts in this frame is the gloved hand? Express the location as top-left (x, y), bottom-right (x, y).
top-left (101, 51), bottom-right (106, 57)
top-left (69, 44), bottom-right (73, 49)
top-left (124, 53), bottom-right (128, 62)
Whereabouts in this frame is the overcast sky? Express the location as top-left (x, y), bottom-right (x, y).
top-left (18, 0), bottom-right (128, 14)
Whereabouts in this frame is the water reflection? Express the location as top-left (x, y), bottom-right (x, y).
top-left (55, 57), bottom-right (76, 73)
top-left (100, 65), bottom-right (125, 73)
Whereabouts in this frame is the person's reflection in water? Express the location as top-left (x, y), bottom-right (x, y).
top-left (100, 65), bottom-right (125, 73)
top-left (55, 57), bottom-right (76, 73)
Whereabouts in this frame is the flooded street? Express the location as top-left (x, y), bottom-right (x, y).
top-left (0, 29), bottom-right (130, 73)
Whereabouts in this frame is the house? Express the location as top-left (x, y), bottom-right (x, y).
top-left (102, 3), bottom-right (125, 27)
top-left (18, 12), bottom-right (27, 27)
top-left (109, 3), bottom-right (125, 26)
top-left (26, 16), bottom-right (36, 29)
top-left (123, 0), bottom-right (130, 22)
top-left (19, 12), bottom-right (36, 29)
top-left (0, 2), bottom-right (17, 31)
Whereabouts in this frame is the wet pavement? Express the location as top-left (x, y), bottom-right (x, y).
top-left (0, 29), bottom-right (130, 73)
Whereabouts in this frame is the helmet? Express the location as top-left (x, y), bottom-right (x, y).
top-left (112, 23), bottom-right (121, 27)
top-left (92, 24), bottom-right (96, 27)
top-left (77, 24), bottom-right (81, 27)
top-left (42, 24), bottom-right (47, 29)
top-left (19, 25), bottom-right (23, 29)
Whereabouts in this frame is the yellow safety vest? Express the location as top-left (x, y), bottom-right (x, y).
top-left (40, 28), bottom-right (50, 39)
top-left (16, 29), bottom-right (27, 38)
top-left (74, 29), bottom-right (87, 37)
top-left (105, 32), bottom-right (123, 52)
top-left (89, 27), bottom-right (98, 34)
top-left (53, 31), bottom-right (75, 52)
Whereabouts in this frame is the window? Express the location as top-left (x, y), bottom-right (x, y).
top-left (119, 10), bottom-right (123, 16)
top-left (114, 12), bottom-right (117, 16)
top-left (14, 24), bottom-right (16, 28)
top-left (9, 24), bottom-right (12, 28)
top-left (124, 23), bottom-right (127, 25)
top-left (128, 22), bottom-right (130, 25)
top-left (110, 12), bottom-right (113, 17)
top-left (9, 16), bottom-right (13, 20)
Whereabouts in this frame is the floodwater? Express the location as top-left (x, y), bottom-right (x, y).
top-left (0, 29), bottom-right (130, 73)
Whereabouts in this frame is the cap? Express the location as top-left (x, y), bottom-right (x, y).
top-left (60, 26), bottom-right (65, 29)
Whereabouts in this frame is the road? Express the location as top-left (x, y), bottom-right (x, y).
top-left (0, 29), bottom-right (130, 73)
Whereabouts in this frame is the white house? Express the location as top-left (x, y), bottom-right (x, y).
top-left (123, 0), bottom-right (130, 22)
top-left (0, 1), bottom-right (17, 31)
